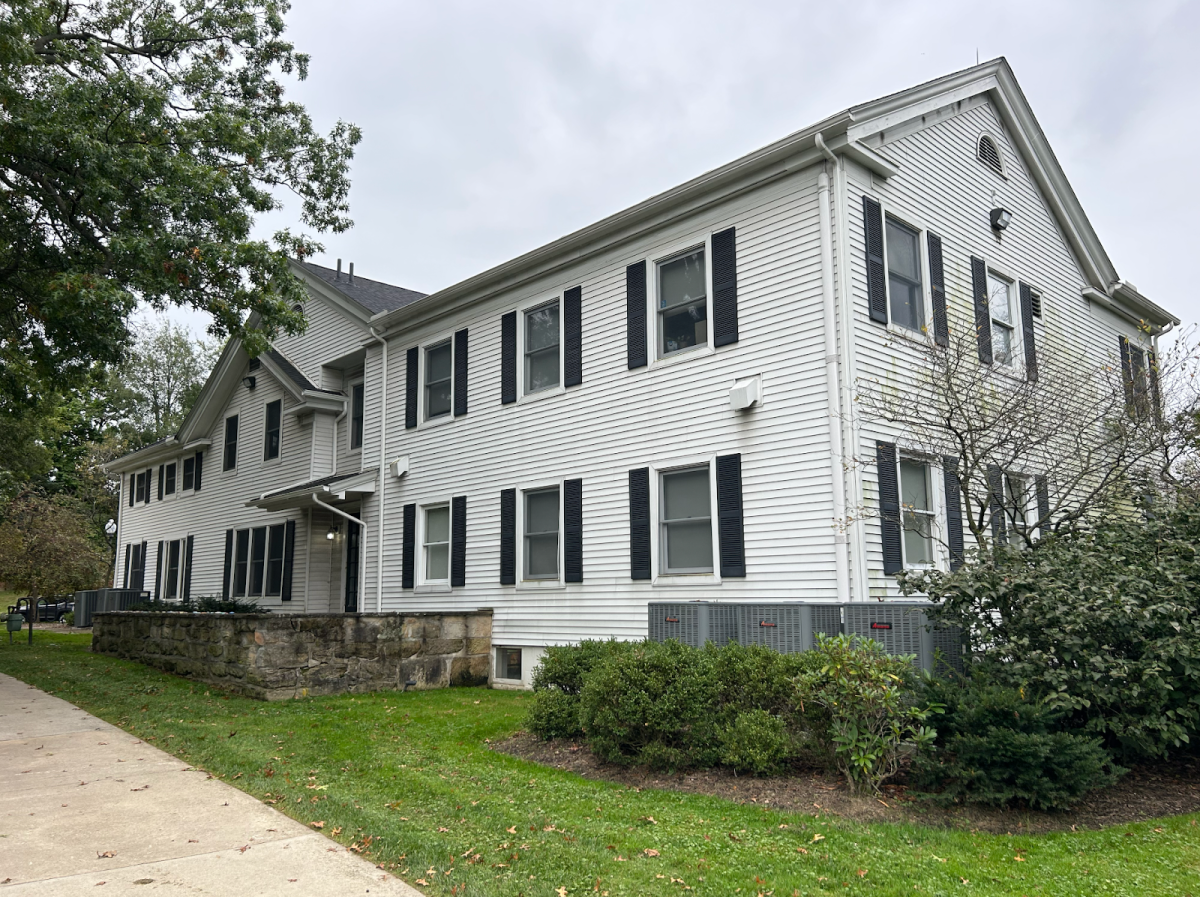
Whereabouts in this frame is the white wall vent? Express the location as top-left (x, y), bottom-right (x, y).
top-left (977, 135), bottom-right (1004, 176)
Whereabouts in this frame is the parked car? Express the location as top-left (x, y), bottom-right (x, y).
top-left (6, 597), bottom-right (74, 623)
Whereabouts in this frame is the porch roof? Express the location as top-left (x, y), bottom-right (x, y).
top-left (246, 468), bottom-right (378, 512)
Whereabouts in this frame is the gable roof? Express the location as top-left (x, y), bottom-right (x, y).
top-left (368, 58), bottom-right (1175, 334)
top-left (295, 261), bottom-right (427, 316)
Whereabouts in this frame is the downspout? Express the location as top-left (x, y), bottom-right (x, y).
top-left (311, 493), bottom-right (367, 611)
top-left (814, 133), bottom-right (851, 606)
top-left (367, 326), bottom-right (388, 613)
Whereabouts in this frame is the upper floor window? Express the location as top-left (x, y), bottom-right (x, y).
top-left (164, 462), bottom-right (177, 496)
top-left (987, 272), bottom-right (1016, 365)
top-left (182, 456), bottom-right (195, 491)
top-left (223, 415), bottom-right (239, 471)
top-left (660, 466), bottom-right (712, 574)
top-left (886, 218), bottom-right (924, 332)
top-left (657, 247), bottom-right (707, 357)
top-left (524, 487), bottom-right (560, 580)
top-left (350, 383), bottom-right (365, 450)
top-left (135, 470), bottom-right (148, 503)
top-left (263, 400), bottom-right (281, 461)
top-left (524, 301), bottom-right (560, 393)
top-left (899, 458), bottom-right (935, 567)
top-left (425, 341), bottom-right (452, 420)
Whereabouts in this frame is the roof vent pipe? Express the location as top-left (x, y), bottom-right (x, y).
top-left (349, 262), bottom-right (354, 284)
top-left (336, 258), bottom-right (342, 280)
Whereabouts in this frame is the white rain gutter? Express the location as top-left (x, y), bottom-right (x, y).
top-left (311, 493), bottom-right (367, 611)
top-left (814, 133), bottom-right (851, 605)
top-left (368, 326), bottom-right (388, 612)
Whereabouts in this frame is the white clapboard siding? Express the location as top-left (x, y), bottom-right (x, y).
top-left (845, 100), bottom-right (1151, 598)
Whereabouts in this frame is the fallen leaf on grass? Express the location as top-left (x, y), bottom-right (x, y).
top-left (415, 879), bottom-right (429, 886)
top-left (1013, 856), bottom-right (1025, 862)
top-left (507, 826), bottom-right (517, 834)
top-left (437, 827), bottom-right (450, 833)
top-left (557, 888), bottom-right (568, 897)
top-left (644, 849), bottom-right (660, 858)
top-left (857, 870), bottom-right (867, 877)
top-left (331, 827), bottom-right (342, 836)
top-left (811, 834), bottom-right (825, 843)
top-left (796, 847), bottom-right (808, 855)
top-left (310, 821), bottom-right (325, 829)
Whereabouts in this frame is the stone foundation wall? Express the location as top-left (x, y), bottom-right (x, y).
top-left (92, 611), bottom-right (492, 700)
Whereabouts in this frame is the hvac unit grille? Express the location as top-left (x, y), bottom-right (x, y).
top-left (930, 621), bottom-right (966, 676)
top-left (708, 604), bottom-right (741, 647)
top-left (977, 135), bottom-right (1004, 175)
top-left (648, 603), bottom-right (702, 648)
top-left (845, 603), bottom-right (925, 663)
top-left (811, 604), bottom-right (844, 640)
top-left (739, 604), bottom-right (810, 654)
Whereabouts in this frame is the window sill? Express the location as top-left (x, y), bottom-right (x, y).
top-left (652, 573), bottom-right (721, 587)
top-left (416, 583), bottom-right (451, 595)
top-left (516, 580), bottom-right (565, 591)
top-left (649, 343), bottom-right (714, 371)
top-left (516, 384), bottom-right (565, 406)
top-left (417, 413), bottom-right (455, 433)
top-left (885, 323), bottom-right (935, 348)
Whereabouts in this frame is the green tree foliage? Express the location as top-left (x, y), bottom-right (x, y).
top-left (0, 490), bottom-right (111, 595)
top-left (0, 0), bottom-right (359, 401)
top-left (903, 501), bottom-right (1200, 759)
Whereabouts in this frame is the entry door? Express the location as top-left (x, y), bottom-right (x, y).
top-left (344, 520), bottom-right (361, 613)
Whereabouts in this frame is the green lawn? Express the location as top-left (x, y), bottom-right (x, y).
top-left (1, 632), bottom-right (1197, 897)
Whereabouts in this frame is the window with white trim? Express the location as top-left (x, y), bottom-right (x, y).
top-left (899, 458), bottom-right (935, 567)
top-left (987, 272), bottom-right (1017, 366)
top-left (182, 456), bottom-right (195, 491)
top-left (523, 487), bottom-right (560, 580)
top-left (350, 382), bottom-right (365, 450)
top-left (223, 415), bottom-right (239, 471)
top-left (424, 341), bottom-right (452, 420)
top-left (524, 301), bottom-right (560, 394)
top-left (657, 247), bottom-right (707, 357)
top-left (886, 218), bottom-right (925, 332)
top-left (1003, 472), bottom-right (1033, 545)
top-left (163, 539), bottom-right (182, 599)
top-left (423, 504), bottom-right (450, 582)
top-left (229, 524), bottom-right (286, 598)
top-left (263, 400), bottom-right (281, 461)
top-left (660, 465), bottom-right (713, 573)
top-left (164, 462), bottom-right (177, 496)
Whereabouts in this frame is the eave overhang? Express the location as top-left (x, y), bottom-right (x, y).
top-left (246, 469), bottom-right (378, 512)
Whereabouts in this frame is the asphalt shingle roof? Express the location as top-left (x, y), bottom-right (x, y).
top-left (298, 261), bottom-right (427, 316)
top-left (260, 470), bottom-right (373, 500)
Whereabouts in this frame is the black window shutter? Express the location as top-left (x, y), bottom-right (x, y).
top-left (1147, 350), bottom-right (1162, 419)
top-left (1119, 336), bottom-right (1134, 407)
top-left (927, 232), bottom-right (948, 347)
top-left (404, 347), bottom-right (419, 428)
top-left (564, 286), bottom-right (583, 387)
top-left (183, 535), bottom-right (194, 600)
top-left (863, 196), bottom-right (887, 325)
top-left (222, 529), bottom-right (233, 598)
top-left (716, 453), bottom-right (746, 577)
top-left (626, 261), bottom-right (647, 369)
top-left (128, 474), bottom-right (135, 507)
top-left (628, 467), bottom-right (651, 580)
top-left (564, 478), bottom-right (583, 583)
top-left (144, 468), bottom-right (152, 504)
top-left (280, 519), bottom-right (296, 601)
top-left (499, 489), bottom-right (516, 585)
top-left (123, 543), bottom-right (131, 587)
top-left (875, 442), bottom-right (902, 575)
top-left (157, 465), bottom-right (164, 501)
top-left (971, 256), bottom-right (993, 364)
top-left (1019, 282), bottom-right (1038, 381)
top-left (193, 452), bottom-right (203, 492)
top-left (500, 311), bottom-right (517, 404)
top-left (451, 495), bottom-right (467, 587)
top-left (154, 540), bottom-right (164, 598)
top-left (711, 226), bottom-right (739, 347)
top-left (942, 456), bottom-right (964, 571)
top-left (987, 464), bottom-right (1006, 544)
top-left (401, 503), bottom-right (416, 589)
top-left (137, 541), bottom-right (148, 590)
top-left (453, 329), bottom-right (468, 417)
top-left (1035, 475), bottom-right (1050, 535)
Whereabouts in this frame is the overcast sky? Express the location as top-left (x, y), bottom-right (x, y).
top-left (170, 0), bottom-right (1199, 340)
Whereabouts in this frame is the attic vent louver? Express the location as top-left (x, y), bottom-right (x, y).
top-left (977, 135), bottom-right (1004, 175)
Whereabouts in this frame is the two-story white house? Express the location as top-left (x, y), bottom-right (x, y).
top-left (106, 59), bottom-right (1178, 685)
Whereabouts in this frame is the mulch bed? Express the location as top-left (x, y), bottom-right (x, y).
top-left (493, 733), bottom-right (1200, 834)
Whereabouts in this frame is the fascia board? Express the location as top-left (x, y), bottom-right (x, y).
top-left (285, 392), bottom-right (346, 417)
top-left (372, 113), bottom-right (855, 331)
top-left (256, 352), bottom-right (308, 402)
top-left (103, 438), bottom-right (180, 474)
top-left (845, 73), bottom-right (1002, 144)
top-left (177, 339), bottom-right (249, 446)
top-left (289, 259), bottom-right (374, 330)
top-left (245, 470), bottom-right (378, 511)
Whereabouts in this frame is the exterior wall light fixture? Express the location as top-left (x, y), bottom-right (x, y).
top-left (326, 525), bottom-right (339, 541)
top-left (242, 375), bottom-right (257, 390)
top-left (990, 207), bottom-right (1013, 231)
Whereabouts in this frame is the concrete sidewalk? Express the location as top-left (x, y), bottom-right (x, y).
top-left (0, 672), bottom-right (423, 896)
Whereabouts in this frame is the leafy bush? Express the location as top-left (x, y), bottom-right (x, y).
top-left (719, 709), bottom-right (791, 776)
top-left (128, 596), bottom-right (265, 613)
top-left (62, 611), bottom-right (74, 626)
top-left (707, 641), bottom-right (822, 720)
top-left (794, 634), bottom-right (938, 794)
top-left (912, 680), bottom-right (1124, 809)
top-left (525, 640), bottom-right (633, 740)
top-left (578, 640), bottom-right (721, 770)
top-left (903, 502), bottom-right (1200, 759)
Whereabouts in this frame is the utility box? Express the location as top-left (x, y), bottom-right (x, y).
top-left (843, 602), bottom-right (964, 675)
top-left (647, 602), bottom-right (739, 648)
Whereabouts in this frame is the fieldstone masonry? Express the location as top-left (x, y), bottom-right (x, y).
top-left (91, 610), bottom-right (493, 700)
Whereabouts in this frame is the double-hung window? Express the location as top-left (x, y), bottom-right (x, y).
top-left (182, 456), bottom-right (195, 491)
top-left (657, 247), bottom-right (707, 357)
top-left (266, 525), bottom-right (286, 596)
top-left (425, 342), bottom-right (452, 420)
top-left (423, 505), bottom-right (450, 582)
top-left (263, 400), bottom-right (281, 461)
top-left (987, 273), bottom-right (1017, 366)
top-left (660, 466), bottom-right (713, 573)
top-left (899, 459), bottom-right (935, 567)
top-left (223, 415), bottom-right (239, 471)
top-left (164, 462), bottom-right (177, 496)
top-left (350, 383), bottom-right (365, 450)
top-left (1003, 473), bottom-right (1032, 544)
top-left (886, 218), bottom-right (924, 332)
top-left (233, 528), bottom-right (250, 594)
top-left (524, 301), bottom-right (560, 393)
top-left (230, 524), bottom-right (286, 598)
top-left (163, 539), bottom-right (182, 600)
top-left (524, 487), bottom-right (560, 580)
